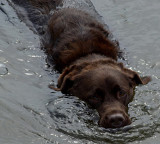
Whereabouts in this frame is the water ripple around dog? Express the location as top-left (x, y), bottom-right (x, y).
top-left (1, 0), bottom-right (160, 143)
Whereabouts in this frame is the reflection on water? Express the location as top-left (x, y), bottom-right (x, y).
top-left (0, 63), bottom-right (8, 75)
top-left (0, 0), bottom-right (160, 143)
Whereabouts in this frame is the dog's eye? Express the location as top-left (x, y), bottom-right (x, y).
top-left (96, 88), bottom-right (105, 97)
top-left (87, 89), bottom-right (105, 108)
top-left (118, 90), bottom-right (127, 99)
top-left (92, 92), bottom-right (104, 99)
top-left (93, 88), bottom-right (105, 100)
top-left (117, 90), bottom-right (129, 105)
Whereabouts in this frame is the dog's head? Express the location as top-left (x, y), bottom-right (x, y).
top-left (53, 59), bottom-right (151, 128)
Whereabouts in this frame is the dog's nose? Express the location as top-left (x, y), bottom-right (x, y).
top-left (108, 113), bottom-right (125, 128)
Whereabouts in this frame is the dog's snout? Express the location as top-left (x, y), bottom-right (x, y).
top-left (108, 113), bottom-right (125, 128)
top-left (98, 109), bottom-right (131, 128)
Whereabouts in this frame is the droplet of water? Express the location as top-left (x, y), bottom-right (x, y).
top-left (0, 63), bottom-right (8, 75)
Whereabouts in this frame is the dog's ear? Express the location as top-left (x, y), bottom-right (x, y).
top-left (54, 64), bottom-right (84, 94)
top-left (55, 66), bottom-right (74, 94)
top-left (118, 63), bottom-right (151, 85)
top-left (58, 75), bottom-right (74, 94)
top-left (55, 62), bottom-right (90, 94)
top-left (131, 73), bottom-right (151, 85)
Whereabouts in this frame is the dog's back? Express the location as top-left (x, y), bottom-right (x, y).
top-left (44, 8), bottom-right (119, 72)
top-left (10, 0), bottom-right (120, 72)
top-left (10, 0), bottom-right (102, 35)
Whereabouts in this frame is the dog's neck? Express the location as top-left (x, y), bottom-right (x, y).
top-left (71, 53), bottom-right (117, 66)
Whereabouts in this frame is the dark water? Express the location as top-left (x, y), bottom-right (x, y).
top-left (0, 0), bottom-right (160, 143)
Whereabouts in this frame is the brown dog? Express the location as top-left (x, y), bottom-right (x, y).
top-left (11, 0), bottom-right (151, 128)
top-left (46, 8), bottom-right (151, 128)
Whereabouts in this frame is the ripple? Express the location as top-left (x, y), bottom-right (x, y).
top-left (0, 63), bottom-right (8, 75)
top-left (46, 88), bottom-right (160, 143)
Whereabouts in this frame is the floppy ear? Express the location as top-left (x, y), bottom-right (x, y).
top-left (52, 64), bottom-right (83, 94)
top-left (58, 75), bottom-right (74, 94)
top-left (118, 63), bottom-right (151, 85)
top-left (49, 67), bottom-right (72, 92)
top-left (131, 73), bottom-right (151, 85)
top-left (55, 66), bottom-right (75, 94)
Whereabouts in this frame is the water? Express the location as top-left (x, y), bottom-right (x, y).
top-left (0, 0), bottom-right (160, 143)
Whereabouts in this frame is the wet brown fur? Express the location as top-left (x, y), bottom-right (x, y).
top-left (46, 7), bottom-right (151, 128)
top-left (11, 0), bottom-right (151, 128)
top-left (44, 8), bottom-right (119, 72)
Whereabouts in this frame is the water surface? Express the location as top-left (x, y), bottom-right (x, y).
top-left (0, 0), bottom-right (160, 143)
